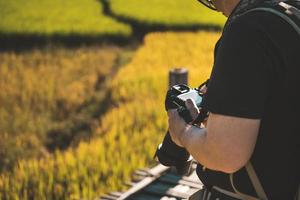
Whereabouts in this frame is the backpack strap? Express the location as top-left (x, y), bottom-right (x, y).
top-left (229, 172), bottom-right (261, 200)
top-left (245, 2), bottom-right (300, 36)
top-left (244, 162), bottom-right (268, 200)
top-left (279, 1), bottom-right (300, 20)
top-left (296, 184), bottom-right (300, 200)
top-left (229, 162), bottom-right (268, 200)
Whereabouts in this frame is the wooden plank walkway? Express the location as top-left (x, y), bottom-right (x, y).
top-left (101, 163), bottom-right (203, 200)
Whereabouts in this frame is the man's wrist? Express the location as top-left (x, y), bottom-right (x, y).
top-left (179, 125), bottom-right (195, 147)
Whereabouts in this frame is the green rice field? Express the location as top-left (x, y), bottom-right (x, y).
top-left (0, 0), bottom-right (131, 37)
top-left (110, 0), bottom-right (226, 27)
top-left (0, 0), bottom-right (225, 40)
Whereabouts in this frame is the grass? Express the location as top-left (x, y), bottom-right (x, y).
top-left (0, 45), bottom-right (123, 171)
top-left (0, 31), bottom-right (221, 199)
top-left (0, 0), bottom-right (131, 37)
top-left (110, 0), bottom-right (226, 27)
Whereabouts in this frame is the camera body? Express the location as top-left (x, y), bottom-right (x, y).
top-left (165, 84), bottom-right (203, 123)
top-left (155, 84), bottom-right (205, 175)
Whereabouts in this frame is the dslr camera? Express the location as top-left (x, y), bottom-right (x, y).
top-left (155, 83), bottom-right (208, 175)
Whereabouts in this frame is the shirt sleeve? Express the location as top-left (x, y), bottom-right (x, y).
top-left (203, 16), bottom-right (274, 119)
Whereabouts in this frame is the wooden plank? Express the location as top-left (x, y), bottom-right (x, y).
top-left (125, 181), bottom-right (135, 187)
top-left (109, 192), bottom-right (123, 197)
top-left (133, 170), bottom-right (149, 182)
top-left (159, 174), bottom-right (202, 189)
top-left (129, 193), bottom-right (163, 200)
top-left (143, 183), bottom-right (192, 199)
top-left (101, 164), bottom-right (204, 200)
top-left (134, 170), bottom-right (149, 177)
top-left (183, 170), bottom-right (202, 184)
top-left (160, 197), bottom-right (178, 200)
top-left (116, 164), bottom-right (169, 200)
top-left (101, 194), bottom-right (119, 200)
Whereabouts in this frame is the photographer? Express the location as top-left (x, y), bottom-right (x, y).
top-left (167, 0), bottom-right (300, 199)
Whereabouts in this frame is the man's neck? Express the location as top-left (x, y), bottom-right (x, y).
top-left (222, 0), bottom-right (241, 17)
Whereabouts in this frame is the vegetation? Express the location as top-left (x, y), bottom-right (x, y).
top-left (0, 0), bottom-right (225, 43)
top-left (110, 0), bottom-right (226, 27)
top-left (0, 46), bottom-right (125, 171)
top-left (0, 0), bottom-right (131, 37)
top-left (0, 0), bottom-right (226, 198)
top-left (0, 31), bottom-right (221, 199)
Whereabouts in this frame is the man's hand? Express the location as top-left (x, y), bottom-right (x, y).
top-left (167, 98), bottom-right (200, 147)
top-left (185, 99), bottom-right (200, 120)
top-left (167, 109), bottom-right (187, 147)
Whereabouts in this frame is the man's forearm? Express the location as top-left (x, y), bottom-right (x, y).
top-left (180, 125), bottom-right (233, 173)
top-left (168, 111), bottom-right (259, 173)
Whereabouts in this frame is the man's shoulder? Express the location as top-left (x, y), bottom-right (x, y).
top-left (222, 2), bottom-right (300, 50)
top-left (220, 12), bottom-right (267, 47)
top-left (228, 1), bottom-right (300, 34)
top-left (227, 8), bottom-right (280, 33)
top-left (222, 10), bottom-right (269, 40)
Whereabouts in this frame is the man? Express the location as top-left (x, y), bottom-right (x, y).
top-left (167, 0), bottom-right (300, 199)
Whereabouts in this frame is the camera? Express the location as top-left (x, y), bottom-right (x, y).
top-left (155, 83), bottom-right (208, 175)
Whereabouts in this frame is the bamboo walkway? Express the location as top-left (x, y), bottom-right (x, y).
top-left (101, 163), bottom-right (203, 200)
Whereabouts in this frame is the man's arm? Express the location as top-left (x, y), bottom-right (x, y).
top-left (167, 15), bottom-right (271, 174)
top-left (168, 110), bottom-right (260, 173)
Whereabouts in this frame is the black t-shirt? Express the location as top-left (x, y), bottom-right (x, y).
top-left (196, 2), bottom-right (300, 199)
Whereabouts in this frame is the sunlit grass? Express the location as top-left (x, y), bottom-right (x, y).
top-left (0, 46), bottom-right (121, 171)
top-left (0, 31), bottom-right (221, 199)
top-left (110, 0), bottom-right (226, 27)
top-left (0, 0), bottom-right (131, 37)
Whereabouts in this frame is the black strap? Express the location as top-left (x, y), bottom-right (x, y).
top-left (192, 79), bottom-right (210, 124)
top-left (245, 2), bottom-right (300, 36)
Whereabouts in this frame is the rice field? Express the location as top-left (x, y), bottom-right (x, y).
top-left (0, 45), bottom-right (124, 172)
top-left (0, 0), bottom-right (226, 198)
top-left (110, 0), bottom-right (226, 27)
top-left (0, 31), bottom-right (221, 199)
top-left (0, 0), bottom-right (225, 41)
top-left (0, 0), bottom-right (131, 37)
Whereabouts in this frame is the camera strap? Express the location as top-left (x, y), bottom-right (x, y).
top-left (192, 107), bottom-right (209, 125)
top-left (192, 79), bottom-right (210, 125)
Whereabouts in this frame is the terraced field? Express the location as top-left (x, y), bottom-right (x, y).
top-left (0, 0), bottom-right (225, 43)
top-left (0, 31), bottom-right (221, 199)
top-left (0, 0), bottom-right (227, 198)
top-left (0, 0), bottom-right (131, 38)
top-left (109, 0), bottom-right (226, 27)
top-left (0, 45), bottom-right (127, 171)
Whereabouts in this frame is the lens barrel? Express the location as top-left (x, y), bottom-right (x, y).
top-left (155, 132), bottom-right (193, 175)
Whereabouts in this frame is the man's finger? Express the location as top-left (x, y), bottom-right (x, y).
top-left (167, 109), bottom-right (178, 118)
top-left (200, 86), bottom-right (207, 94)
top-left (185, 99), bottom-right (200, 120)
